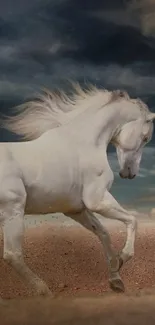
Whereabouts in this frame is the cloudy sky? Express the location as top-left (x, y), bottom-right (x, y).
top-left (1, 0), bottom-right (155, 209)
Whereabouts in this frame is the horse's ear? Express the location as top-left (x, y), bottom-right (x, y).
top-left (146, 113), bottom-right (155, 122)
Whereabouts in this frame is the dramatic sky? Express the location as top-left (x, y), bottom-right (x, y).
top-left (1, 0), bottom-right (155, 209)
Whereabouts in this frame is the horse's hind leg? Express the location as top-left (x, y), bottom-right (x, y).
top-left (1, 180), bottom-right (52, 297)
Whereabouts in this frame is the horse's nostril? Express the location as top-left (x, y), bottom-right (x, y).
top-left (128, 174), bottom-right (136, 179)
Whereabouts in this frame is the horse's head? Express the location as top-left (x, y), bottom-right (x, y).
top-left (114, 113), bottom-right (155, 179)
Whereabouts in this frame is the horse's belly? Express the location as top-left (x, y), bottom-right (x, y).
top-left (25, 184), bottom-right (84, 215)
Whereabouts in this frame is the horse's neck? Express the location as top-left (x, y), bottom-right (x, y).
top-left (65, 92), bottom-right (111, 123)
top-left (65, 102), bottom-right (131, 149)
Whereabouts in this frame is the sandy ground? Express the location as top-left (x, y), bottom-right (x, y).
top-left (0, 219), bottom-right (155, 299)
top-left (2, 294), bottom-right (155, 325)
top-left (0, 219), bottom-right (155, 324)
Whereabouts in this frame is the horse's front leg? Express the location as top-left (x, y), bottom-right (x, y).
top-left (83, 183), bottom-right (137, 272)
top-left (65, 210), bottom-right (124, 293)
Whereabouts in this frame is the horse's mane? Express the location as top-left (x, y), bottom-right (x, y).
top-left (0, 82), bottom-right (149, 141)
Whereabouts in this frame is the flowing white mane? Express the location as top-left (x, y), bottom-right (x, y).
top-left (1, 82), bottom-right (149, 141)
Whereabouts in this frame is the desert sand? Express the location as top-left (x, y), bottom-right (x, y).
top-left (0, 218), bottom-right (155, 325)
top-left (1, 218), bottom-right (155, 324)
top-left (0, 219), bottom-right (155, 299)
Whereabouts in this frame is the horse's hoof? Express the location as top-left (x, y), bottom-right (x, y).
top-left (35, 285), bottom-right (53, 297)
top-left (41, 289), bottom-right (54, 297)
top-left (109, 278), bottom-right (125, 293)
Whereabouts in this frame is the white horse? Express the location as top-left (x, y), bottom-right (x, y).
top-left (0, 83), bottom-right (154, 296)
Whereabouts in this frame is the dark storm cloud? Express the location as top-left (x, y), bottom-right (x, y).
top-left (0, 1), bottom-right (155, 112)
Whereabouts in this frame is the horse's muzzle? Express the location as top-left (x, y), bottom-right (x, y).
top-left (119, 170), bottom-right (136, 179)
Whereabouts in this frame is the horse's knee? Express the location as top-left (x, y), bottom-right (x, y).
top-left (4, 250), bottom-right (13, 263)
top-left (3, 250), bottom-right (23, 267)
top-left (125, 215), bottom-right (137, 228)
